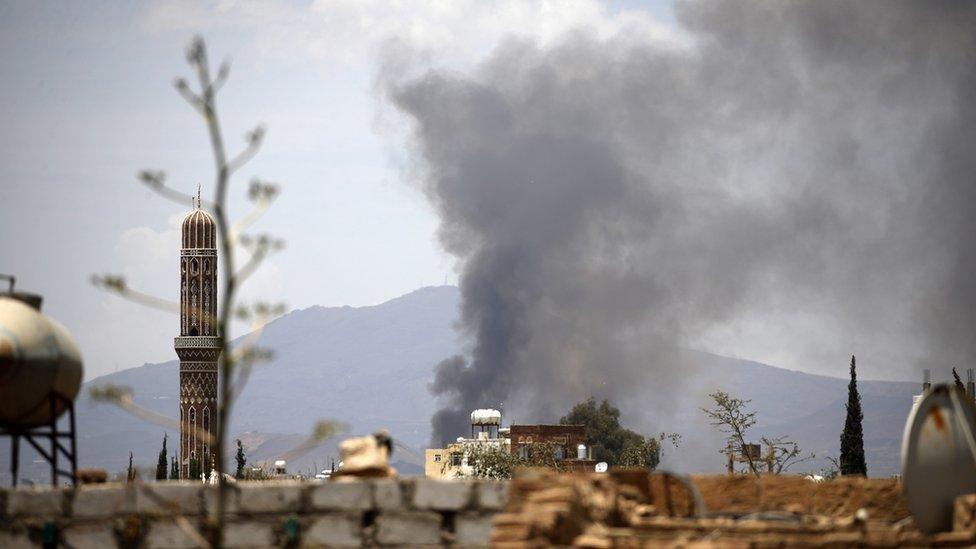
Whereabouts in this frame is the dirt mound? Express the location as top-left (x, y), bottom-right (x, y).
top-left (691, 474), bottom-right (910, 521)
top-left (491, 470), bottom-right (940, 547)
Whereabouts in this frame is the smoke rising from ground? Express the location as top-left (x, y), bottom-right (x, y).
top-left (385, 1), bottom-right (976, 445)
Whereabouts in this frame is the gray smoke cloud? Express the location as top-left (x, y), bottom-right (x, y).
top-left (385, 0), bottom-right (976, 445)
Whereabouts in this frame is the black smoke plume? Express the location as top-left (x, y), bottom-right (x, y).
top-left (386, 1), bottom-right (976, 445)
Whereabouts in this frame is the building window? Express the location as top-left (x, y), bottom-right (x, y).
top-left (518, 445), bottom-right (529, 460)
top-left (450, 452), bottom-right (462, 466)
top-left (554, 445), bottom-right (566, 460)
top-left (433, 454), bottom-right (442, 463)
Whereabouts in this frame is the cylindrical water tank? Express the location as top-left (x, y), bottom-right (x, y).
top-left (0, 295), bottom-right (83, 428)
top-left (577, 444), bottom-right (587, 460)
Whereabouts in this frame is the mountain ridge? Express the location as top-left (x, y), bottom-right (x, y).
top-left (0, 285), bottom-right (918, 482)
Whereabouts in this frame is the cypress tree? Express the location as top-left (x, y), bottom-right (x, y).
top-left (839, 355), bottom-right (867, 475)
top-left (235, 439), bottom-right (247, 479)
top-left (155, 434), bottom-right (168, 480)
top-left (953, 367), bottom-right (965, 391)
top-left (126, 451), bottom-right (135, 483)
top-left (188, 456), bottom-right (201, 481)
top-left (170, 456), bottom-right (179, 480)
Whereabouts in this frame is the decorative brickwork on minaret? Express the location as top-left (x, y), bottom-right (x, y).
top-left (175, 197), bottom-right (220, 479)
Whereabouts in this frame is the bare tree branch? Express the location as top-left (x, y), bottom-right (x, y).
top-left (762, 435), bottom-right (815, 474)
top-left (174, 78), bottom-right (203, 110)
top-left (206, 60), bottom-right (231, 97)
top-left (88, 385), bottom-right (216, 447)
top-left (186, 35), bottom-right (241, 548)
top-left (277, 420), bottom-right (349, 462)
top-left (136, 170), bottom-right (215, 210)
top-left (91, 275), bottom-right (179, 314)
top-left (230, 180), bottom-right (279, 237)
top-left (226, 126), bottom-right (265, 174)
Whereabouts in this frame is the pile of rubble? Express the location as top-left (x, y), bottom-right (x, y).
top-left (490, 469), bottom-right (976, 547)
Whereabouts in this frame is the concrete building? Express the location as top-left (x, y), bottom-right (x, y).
top-left (426, 409), bottom-right (509, 478)
top-left (425, 409), bottom-right (597, 478)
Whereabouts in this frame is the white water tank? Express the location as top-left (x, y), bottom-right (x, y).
top-left (470, 409), bottom-right (501, 425)
top-left (577, 444), bottom-right (587, 460)
top-left (0, 295), bottom-right (83, 428)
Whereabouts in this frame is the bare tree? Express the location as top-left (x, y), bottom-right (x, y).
top-left (701, 390), bottom-right (761, 477)
top-left (701, 390), bottom-right (814, 477)
top-left (761, 435), bottom-right (814, 474)
top-left (86, 37), bottom-right (342, 548)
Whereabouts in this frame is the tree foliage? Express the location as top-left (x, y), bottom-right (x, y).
top-left (170, 457), bottom-right (179, 480)
top-left (461, 441), bottom-right (568, 480)
top-left (618, 437), bottom-right (661, 470)
top-left (156, 434), bottom-right (168, 481)
top-left (559, 397), bottom-right (644, 465)
top-left (839, 355), bottom-right (867, 476)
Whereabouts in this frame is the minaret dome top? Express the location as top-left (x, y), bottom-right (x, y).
top-left (181, 207), bottom-right (216, 249)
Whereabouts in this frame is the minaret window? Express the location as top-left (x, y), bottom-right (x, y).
top-left (190, 279), bottom-right (198, 332)
top-left (191, 258), bottom-right (199, 275)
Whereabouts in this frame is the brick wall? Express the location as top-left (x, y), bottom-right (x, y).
top-left (508, 424), bottom-right (586, 455)
top-left (0, 478), bottom-right (509, 547)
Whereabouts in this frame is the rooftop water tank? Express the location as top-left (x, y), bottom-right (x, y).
top-left (0, 293), bottom-right (83, 428)
top-left (470, 409), bottom-right (501, 425)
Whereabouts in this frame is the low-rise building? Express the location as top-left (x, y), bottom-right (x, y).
top-left (425, 409), bottom-right (596, 477)
top-left (426, 409), bottom-right (509, 478)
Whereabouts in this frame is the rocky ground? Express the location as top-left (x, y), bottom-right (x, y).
top-left (491, 470), bottom-right (974, 548)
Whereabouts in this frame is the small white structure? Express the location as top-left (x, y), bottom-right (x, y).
top-left (470, 409), bottom-right (502, 424)
top-left (470, 409), bottom-right (502, 439)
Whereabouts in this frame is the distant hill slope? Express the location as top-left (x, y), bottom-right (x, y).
top-left (670, 352), bottom-right (915, 475)
top-left (0, 286), bottom-right (918, 482)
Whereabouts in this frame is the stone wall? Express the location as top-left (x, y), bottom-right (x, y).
top-left (0, 478), bottom-right (509, 548)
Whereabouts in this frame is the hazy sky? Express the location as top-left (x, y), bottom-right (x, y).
top-left (1, 0), bottom-right (678, 380)
top-left (2, 0), bottom-right (936, 385)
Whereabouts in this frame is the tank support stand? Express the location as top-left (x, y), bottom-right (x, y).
top-left (1, 392), bottom-right (77, 487)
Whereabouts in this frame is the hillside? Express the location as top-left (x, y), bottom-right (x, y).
top-left (0, 286), bottom-right (918, 482)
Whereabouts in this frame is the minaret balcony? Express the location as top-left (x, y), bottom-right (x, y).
top-left (174, 335), bottom-right (221, 349)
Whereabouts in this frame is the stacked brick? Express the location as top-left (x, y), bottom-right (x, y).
top-left (491, 469), bottom-right (976, 548)
top-left (0, 478), bottom-right (507, 548)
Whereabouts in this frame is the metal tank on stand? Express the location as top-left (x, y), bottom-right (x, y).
top-left (0, 275), bottom-right (83, 486)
